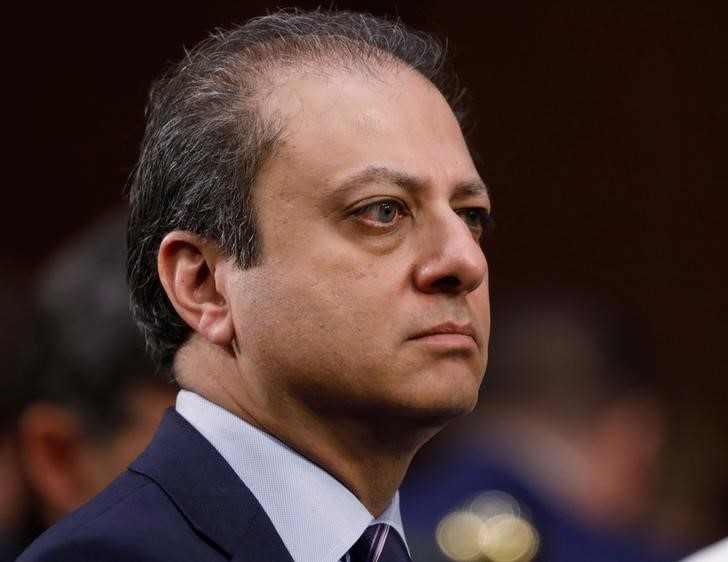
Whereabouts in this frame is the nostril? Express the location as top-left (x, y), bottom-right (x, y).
top-left (431, 276), bottom-right (461, 291)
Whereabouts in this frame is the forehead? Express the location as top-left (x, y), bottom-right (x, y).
top-left (254, 63), bottom-right (480, 203)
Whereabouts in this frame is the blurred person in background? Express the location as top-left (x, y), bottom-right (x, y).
top-left (401, 291), bottom-right (681, 562)
top-left (0, 268), bottom-right (32, 561)
top-left (17, 211), bottom-right (177, 538)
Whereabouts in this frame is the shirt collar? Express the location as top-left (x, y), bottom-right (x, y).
top-left (176, 390), bottom-right (407, 562)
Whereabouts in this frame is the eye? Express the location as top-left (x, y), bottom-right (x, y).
top-left (351, 199), bottom-right (408, 226)
top-left (456, 208), bottom-right (493, 238)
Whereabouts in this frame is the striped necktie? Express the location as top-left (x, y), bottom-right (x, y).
top-left (344, 523), bottom-right (411, 562)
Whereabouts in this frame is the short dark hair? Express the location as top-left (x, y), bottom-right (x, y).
top-left (127, 9), bottom-right (466, 368)
top-left (28, 212), bottom-right (172, 438)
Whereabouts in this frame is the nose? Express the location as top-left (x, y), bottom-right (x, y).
top-left (413, 210), bottom-right (488, 295)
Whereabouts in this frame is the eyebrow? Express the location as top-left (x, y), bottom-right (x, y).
top-left (333, 165), bottom-right (490, 202)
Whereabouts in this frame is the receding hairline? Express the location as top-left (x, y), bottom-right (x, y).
top-left (230, 41), bottom-right (456, 194)
top-left (228, 34), bottom-right (447, 121)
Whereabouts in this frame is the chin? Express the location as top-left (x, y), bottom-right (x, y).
top-left (389, 378), bottom-right (482, 425)
top-left (410, 396), bottom-right (479, 423)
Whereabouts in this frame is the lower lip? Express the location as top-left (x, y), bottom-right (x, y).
top-left (411, 333), bottom-right (477, 349)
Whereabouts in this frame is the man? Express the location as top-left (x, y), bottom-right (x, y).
top-left (18, 212), bottom-right (177, 536)
top-left (21, 9), bottom-right (491, 562)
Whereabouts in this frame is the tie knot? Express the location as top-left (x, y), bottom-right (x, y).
top-left (346, 524), bottom-right (410, 562)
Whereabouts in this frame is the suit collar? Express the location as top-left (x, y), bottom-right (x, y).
top-left (130, 409), bottom-right (293, 561)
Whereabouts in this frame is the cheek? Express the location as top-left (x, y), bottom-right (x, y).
top-left (478, 293), bottom-right (491, 341)
top-left (284, 250), bottom-right (397, 306)
top-left (470, 284), bottom-right (491, 367)
top-left (242, 261), bottom-right (404, 372)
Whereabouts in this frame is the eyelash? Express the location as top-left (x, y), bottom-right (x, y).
top-left (456, 208), bottom-right (494, 236)
top-left (351, 200), bottom-right (409, 226)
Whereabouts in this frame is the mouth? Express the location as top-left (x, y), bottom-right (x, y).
top-left (409, 322), bottom-right (478, 349)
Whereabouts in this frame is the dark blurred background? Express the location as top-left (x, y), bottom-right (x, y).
top-left (3, 0), bottom-right (726, 557)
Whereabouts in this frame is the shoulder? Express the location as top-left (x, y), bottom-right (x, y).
top-left (18, 471), bottom-right (226, 562)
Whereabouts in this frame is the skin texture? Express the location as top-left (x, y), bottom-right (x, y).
top-left (160, 64), bottom-right (491, 515)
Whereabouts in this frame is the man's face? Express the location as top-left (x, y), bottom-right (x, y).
top-left (226, 64), bottom-right (490, 424)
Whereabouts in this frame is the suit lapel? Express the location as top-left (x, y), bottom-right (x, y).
top-left (130, 409), bottom-right (294, 561)
top-left (230, 508), bottom-right (298, 562)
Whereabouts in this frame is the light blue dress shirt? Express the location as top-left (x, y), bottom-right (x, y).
top-left (176, 390), bottom-right (408, 562)
top-left (681, 538), bottom-right (728, 562)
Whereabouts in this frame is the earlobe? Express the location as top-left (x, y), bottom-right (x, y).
top-left (157, 231), bottom-right (234, 346)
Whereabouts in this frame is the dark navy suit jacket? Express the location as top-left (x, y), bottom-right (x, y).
top-left (19, 409), bottom-right (295, 561)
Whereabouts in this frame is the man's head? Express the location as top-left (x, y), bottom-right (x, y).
top-left (129, 10), bottom-right (490, 429)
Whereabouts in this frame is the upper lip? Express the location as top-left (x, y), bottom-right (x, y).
top-left (410, 322), bottom-right (477, 342)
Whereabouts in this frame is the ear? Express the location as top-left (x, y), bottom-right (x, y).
top-left (18, 403), bottom-right (94, 522)
top-left (157, 231), bottom-right (234, 346)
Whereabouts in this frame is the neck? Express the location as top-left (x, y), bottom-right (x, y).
top-left (267, 410), bottom-right (437, 516)
top-left (176, 340), bottom-right (442, 516)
